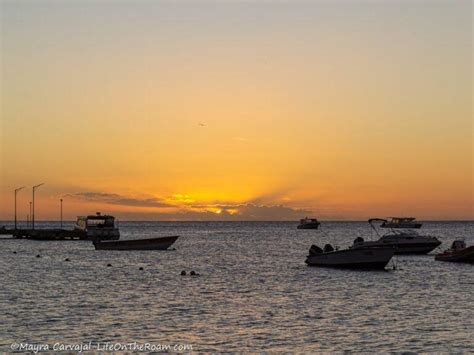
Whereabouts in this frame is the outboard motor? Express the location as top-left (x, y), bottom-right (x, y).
top-left (353, 237), bottom-right (364, 245)
top-left (309, 244), bottom-right (323, 256)
top-left (452, 240), bottom-right (466, 250)
top-left (323, 244), bottom-right (334, 252)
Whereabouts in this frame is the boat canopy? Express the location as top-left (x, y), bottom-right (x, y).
top-left (368, 218), bottom-right (388, 224)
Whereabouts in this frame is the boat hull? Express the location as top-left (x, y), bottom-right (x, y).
top-left (93, 236), bottom-right (179, 250)
top-left (435, 246), bottom-right (474, 263)
top-left (305, 247), bottom-right (394, 270)
top-left (358, 242), bottom-right (440, 255)
top-left (297, 223), bottom-right (320, 229)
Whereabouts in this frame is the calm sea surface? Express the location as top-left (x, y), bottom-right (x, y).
top-left (1, 221), bottom-right (473, 352)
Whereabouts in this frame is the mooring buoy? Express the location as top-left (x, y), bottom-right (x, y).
top-left (36, 254), bottom-right (41, 258)
top-left (180, 270), bottom-right (186, 276)
top-left (107, 263), bottom-right (112, 267)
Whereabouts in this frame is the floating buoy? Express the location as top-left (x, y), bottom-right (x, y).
top-left (65, 258), bottom-right (70, 262)
top-left (107, 263), bottom-right (112, 267)
top-left (13, 251), bottom-right (17, 254)
top-left (139, 267), bottom-right (144, 270)
top-left (180, 270), bottom-right (186, 276)
top-left (36, 254), bottom-right (41, 258)
top-left (190, 270), bottom-right (200, 276)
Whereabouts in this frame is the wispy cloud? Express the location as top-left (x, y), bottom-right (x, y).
top-left (186, 203), bottom-right (313, 221)
top-left (65, 192), bottom-right (174, 208)
top-left (64, 192), bottom-right (313, 220)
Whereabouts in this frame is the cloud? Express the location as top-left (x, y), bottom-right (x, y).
top-left (116, 203), bottom-right (313, 221)
top-left (64, 192), bottom-right (314, 220)
top-left (65, 192), bottom-right (174, 208)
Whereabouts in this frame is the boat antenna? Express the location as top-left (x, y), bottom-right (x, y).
top-left (368, 218), bottom-right (384, 237)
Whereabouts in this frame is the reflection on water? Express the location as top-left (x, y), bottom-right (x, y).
top-left (1, 221), bottom-right (473, 352)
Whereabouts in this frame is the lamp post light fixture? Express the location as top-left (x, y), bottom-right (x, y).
top-left (14, 186), bottom-right (25, 230)
top-left (32, 183), bottom-right (44, 230)
top-left (60, 198), bottom-right (63, 229)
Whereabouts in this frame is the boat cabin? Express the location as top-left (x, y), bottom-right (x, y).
top-left (74, 212), bottom-right (120, 240)
top-left (300, 217), bottom-right (319, 224)
top-left (379, 217), bottom-right (422, 229)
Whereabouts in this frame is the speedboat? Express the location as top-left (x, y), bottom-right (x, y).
top-left (380, 217), bottom-right (422, 229)
top-left (305, 243), bottom-right (394, 269)
top-left (93, 236), bottom-right (179, 250)
top-left (297, 217), bottom-right (320, 229)
top-left (435, 240), bottom-right (474, 263)
top-left (352, 219), bottom-right (441, 254)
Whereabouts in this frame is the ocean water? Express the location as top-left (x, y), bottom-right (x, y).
top-left (0, 221), bottom-right (473, 352)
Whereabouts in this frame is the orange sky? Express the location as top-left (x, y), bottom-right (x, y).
top-left (0, 1), bottom-right (472, 221)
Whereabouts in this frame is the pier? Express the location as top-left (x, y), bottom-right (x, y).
top-left (9, 228), bottom-right (87, 241)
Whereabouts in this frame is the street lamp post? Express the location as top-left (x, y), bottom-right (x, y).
top-left (60, 199), bottom-right (63, 229)
top-left (14, 187), bottom-right (25, 230)
top-left (29, 202), bottom-right (32, 229)
top-left (32, 183), bottom-right (44, 230)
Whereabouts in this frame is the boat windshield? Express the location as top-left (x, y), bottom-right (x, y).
top-left (386, 229), bottom-right (419, 236)
top-left (87, 217), bottom-right (115, 228)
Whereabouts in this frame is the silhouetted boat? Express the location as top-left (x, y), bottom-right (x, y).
top-left (305, 243), bottom-right (394, 269)
top-left (297, 218), bottom-right (320, 229)
top-left (435, 240), bottom-right (474, 263)
top-left (379, 217), bottom-right (422, 229)
top-left (74, 213), bottom-right (120, 240)
top-left (358, 219), bottom-right (441, 254)
top-left (93, 236), bottom-right (179, 250)
top-left (13, 213), bottom-right (120, 241)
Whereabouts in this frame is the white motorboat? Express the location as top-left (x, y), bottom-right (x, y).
top-left (305, 243), bottom-right (395, 269)
top-left (353, 219), bottom-right (441, 254)
top-left (297, 217), bottom-right (320, 229)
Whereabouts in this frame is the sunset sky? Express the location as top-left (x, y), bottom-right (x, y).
top-left (0, 0), bottom-right (472, 221)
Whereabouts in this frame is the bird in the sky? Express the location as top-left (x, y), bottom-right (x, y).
top-left (198, 122), bottom-right (205, 127)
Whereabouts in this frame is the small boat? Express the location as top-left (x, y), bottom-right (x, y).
top-left (379, 217), bottom-right (422, 229)
top-left (358, 219), bottom-right (441, 254)
top-left (435, 240), bottom-right (474, 263)
top-left (305, 243), bottom-right (394, 269)
top-left (93, 236), bottom-right (179, 250)
top-left (297, 217), bottom-right (320, 229)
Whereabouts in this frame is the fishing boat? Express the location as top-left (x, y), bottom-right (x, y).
top-left (297, 217), bottom-right (320, 229)
top-left (352, 219), bottom-right (441, 254)
top-left (93, 236), bottom-right (179, 250)
top-left (305, 243), bottom-right (394, 269)
top-left (380, 217), bottom-right (422, 229)
top-left (435, 240), bottom-right (474, 263)
top-left (13, 213), bottom-right (120, 241)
